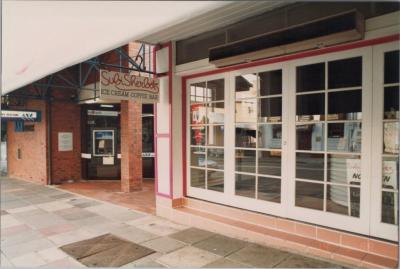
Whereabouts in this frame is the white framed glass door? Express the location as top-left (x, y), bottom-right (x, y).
top-left (286, 47), bottom-right (372, 235)
top-left (370, 41), bottom-right (399, 241)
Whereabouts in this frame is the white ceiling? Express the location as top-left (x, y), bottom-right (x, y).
top-left (2, 1), bottom-right (289, 95)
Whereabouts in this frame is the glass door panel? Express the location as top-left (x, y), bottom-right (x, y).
top-left (234, 69), bottom-right (283, 204)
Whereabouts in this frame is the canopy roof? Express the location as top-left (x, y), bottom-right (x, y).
top-left (2, 1), bottom-right (287, 95)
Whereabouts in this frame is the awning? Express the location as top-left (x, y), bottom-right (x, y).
top-left (1, 1), bottom-right (232, 95)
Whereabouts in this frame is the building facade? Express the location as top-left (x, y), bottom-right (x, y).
top-left (152, 3), bottom-right (400, 268)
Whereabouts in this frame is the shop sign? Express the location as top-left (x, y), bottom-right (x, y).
top-left (346, 159), bottom-right (361, 184)
top-left (1, 110), bottom-right (40, 121)
top-left (99, 70), bottom-right (159, 103)
top-left (142, 152), bottom-right (155, 157)
top-left (383, 161), bottom-right (398, 189)
top-left (87, 110), bottom-right (119, 117)
top-left (58, 132), bottom-right (73, 151)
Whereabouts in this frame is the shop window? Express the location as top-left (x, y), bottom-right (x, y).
top-left (93, 130), bottom-right (114, 156)
top-left (328, 57), bottom-right (362, 89)
top-left (295, 58), bottom-right (363, 216)
top-left (296, 63), bottom-right (325, 92)
top-left (384, 50), bottom-right (399, 84)
top-left (380, 50), bottom-right (399, 225)
top-left (189, 79), bottom-right (225, 193)
top-left (234, 70), bottom-right (283, 203)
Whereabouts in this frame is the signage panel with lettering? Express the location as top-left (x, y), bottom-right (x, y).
top-left (99, 70), bottom-right (159, 103)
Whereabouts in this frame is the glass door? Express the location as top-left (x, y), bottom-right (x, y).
top-left (371, 41), bottom-right (399, 241)
top-left (287, 47), bottom-right (372, 234)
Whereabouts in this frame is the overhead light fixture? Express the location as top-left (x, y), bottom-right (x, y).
top-left (100, 104), bottom-right (114, 108)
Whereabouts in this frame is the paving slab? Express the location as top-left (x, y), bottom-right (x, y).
top-left (123, 252), bottom-right (164, 268)
top-left (142, 236), bottom-right (186, 253)
top-left (10, 252), bottom-right (48, 267)
top-left (1, 228), bottom-right (44, 248)
top-left (6, 205), bottom-right (37, 214)
top-left (77, 240), bottom-right (154, 267)
top-left (275, 254), bottom-right (346, 268)
top-left (204, 257), bottom-right (249, 268)
top-left (41, 257), bottom-right (85, 267)
top-left (54, 207), bottom-right (98, 221)
top-left (169, 227), bottom-right (216, 245)
top-left (194, 234), bottom-right (248, 257)
top-left (226, 243), bottom-right (291, 268)
top-left (2, 238), bottom-right (55, 258)
top-left (156, 246), bottom-right (221, 268)
top-left (111, 225), bottom-right (159, 244)
top-left (36, 201), bottom-right (74, 212)
top-left (0, 215), bottom-right (22, 229)
top-left (1, 200), bottom-right (31, 210)
top-left (47, 228), bottom-right (98, 246)
top-left (37, 247), bottom-right (69, 263)
top-left (60, 234), bottom-right (128, 259)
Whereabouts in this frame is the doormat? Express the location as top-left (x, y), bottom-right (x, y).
top-left (60, 233), bottom-right (155, 267)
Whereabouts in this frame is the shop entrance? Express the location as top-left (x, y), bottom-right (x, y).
top-left (81, 103), bottom-right (155, 181)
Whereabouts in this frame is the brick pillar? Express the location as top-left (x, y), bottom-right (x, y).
top-left (120, 100), bottom-right (142, 192)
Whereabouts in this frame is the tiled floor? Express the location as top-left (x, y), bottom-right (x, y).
top-left (57, 180), bottom-right (156, 214)
top-left (0, 176), bottom-right (347, 268)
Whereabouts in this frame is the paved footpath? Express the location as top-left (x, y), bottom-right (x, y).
top-left (0, 177), bottom-right (347, 268)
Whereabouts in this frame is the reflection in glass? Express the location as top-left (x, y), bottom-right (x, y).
top-left (383, 122), bottom-right (399, 155)
top-left (327, 122), bottom-right (361, 152)
top-left (207, 79), bottom-right (225, 101)
top-left (207, 125), bottom-right (224, 146)
top-left (328, 90), bottom-right (362, 120)
top-left (235, 150), bottom-right (256, 173)
top-left (296, 153), bottom-right (324, 181)
top-left (235, 174), bottom-right (256, 198)
top-left (207, 102), bottom-right (225, 124)
top-left (191, 126), bottom-right (205, 146)
top-left (191, 104), bottom-right (207, 125)
top-left (296, 63), bottom-right (325, 92)
top-left (295, 181), bottom-right (324, 210)
top-left (296, 123), bottom-right (324, 151)
top-left (384, 50), bottom-right (399, 84)
top-left (327, 185), bottom-right (360, 217)
top-left (296, 93), bottom-right (325, 121)
top-left (381, 191), bottom-right (398, 225)
top-left (328, 154), bottom-right (361, 185)
top-left (207, 170), bottom-right (224, 192)
top-left (259, 97), bottom-right (282, 122)
top-left (328, 57), bottom-right (362, 89)
top-left (207, 148), bottom-right (224, 170)
top-left (236, 124), bottom-right (256, 148)
top-left (384, 86), bottom-right (399, 120)
top-left (235, 74), bottom-right (257, 99)
top-left (260, 70), bottom-right (282, 96)
top-left (382, 156), bottom-right (399, 190)
top-left (191, 168), bottom-right (205, 189)
top-left (258, 177), bottom-right (281, 203)
top-left (190, 147), bottom-right (205, 167)
top-left (258, 151), bottom-right (281, 176)
top-left (259, 124), bottom-right (281, 149)
top-left (190, 82), bottom-right (206, 103)
top-left (235, 100), bottom-right (257, 123)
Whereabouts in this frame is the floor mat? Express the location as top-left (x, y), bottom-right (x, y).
top-left (60, 233), bottom-right (155, 267)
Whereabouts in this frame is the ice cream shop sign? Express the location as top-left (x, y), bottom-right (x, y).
top-left (99, 70), bottom-right (159, 103)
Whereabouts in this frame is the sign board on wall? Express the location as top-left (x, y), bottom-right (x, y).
top-left (1, 110), bottom-right (40, 121)
top-left (58, 132), bottom-right (73, 151)
top-left (99, 70), bottom-right (159, 103)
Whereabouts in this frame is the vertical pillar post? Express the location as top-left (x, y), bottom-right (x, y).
top-left (120, 100), bottom-right (142, 192)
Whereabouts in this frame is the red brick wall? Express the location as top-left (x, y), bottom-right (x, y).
top-left (7, 99), bottom-right (48, 184)
top-left (50, 101), bottom-right (82, 183)
top-left (120, 100), bottom-right (142, 192)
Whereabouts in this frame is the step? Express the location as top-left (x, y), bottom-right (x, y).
top-left (172, 198), bottom-right (398, 269)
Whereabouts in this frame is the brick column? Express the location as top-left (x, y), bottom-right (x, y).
top-left (120, 100), bottom-right (142, 192)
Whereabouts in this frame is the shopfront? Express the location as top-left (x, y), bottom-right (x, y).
top-left (184, 41), bottom-right (399, 241)
top-left (81, 103), bottom-right (155, 180)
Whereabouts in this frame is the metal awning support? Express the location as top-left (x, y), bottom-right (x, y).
top-left (4, 45), bottom-right (155, 103)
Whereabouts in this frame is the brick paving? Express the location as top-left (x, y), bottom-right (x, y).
top-left (0, 176), bottom-right (348, 268)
